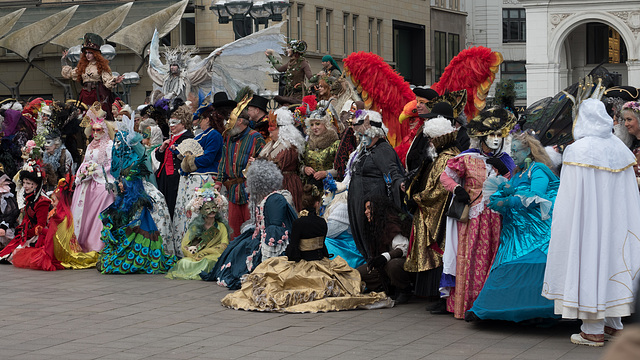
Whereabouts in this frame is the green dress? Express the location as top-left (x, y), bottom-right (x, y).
top-left (166, 221), bottom-right (229, 280)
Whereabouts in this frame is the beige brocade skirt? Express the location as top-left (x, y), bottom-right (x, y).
top-left (221, 256), bottom-right (392, 313)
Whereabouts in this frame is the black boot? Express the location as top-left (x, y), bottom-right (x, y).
top-left (394, 287), bottom-right (413, 305)
top-left (429, 299), bottom-right (449, 314)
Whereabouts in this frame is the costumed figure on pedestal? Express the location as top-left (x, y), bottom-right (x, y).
top-left (201, 160), bottom-right (297, 290)
top-left (70, 104), bottom-right (116, 252)
top-left (221, 184), bottom-right (392, 312)
top-left (438, 107), bottom-right (516, 319)
top-left (166, 183), bottom-right (230, 280)
top-left (467, 129), bottom-right (560, 322)
top-left (61, 33), bottom-right (124, 120)
top-left (147, 29), bottom-right (221, 101)
top-left (266, 39), bottom-right (312, 99)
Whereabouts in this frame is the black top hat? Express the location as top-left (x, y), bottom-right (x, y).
top-left (420, 101), bottom-right (455, 121)
top-left (413, 88), bottom-right (439, 101)
top-left (211, 92), bottom-right (237, 109)
top-left (248, 95), bottom-right (269, 113)
top-left (82, 33), bottom-right (104, 53)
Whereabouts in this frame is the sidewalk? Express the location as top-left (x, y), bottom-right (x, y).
top-left (0, 266), bottom-right (605, 360)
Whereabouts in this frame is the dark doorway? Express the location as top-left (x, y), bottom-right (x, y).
top-left (393, 20), bottom-right (426, 86)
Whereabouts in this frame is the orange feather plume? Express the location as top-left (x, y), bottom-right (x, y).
top-left (343, 52), bottom-right (416, 147)
top-left (431, 46), bottom-right (502, 119)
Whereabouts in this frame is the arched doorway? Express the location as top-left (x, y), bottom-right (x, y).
top-left (557, 22), bottom-right (628, 89)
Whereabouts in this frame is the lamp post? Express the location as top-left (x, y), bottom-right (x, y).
top-left (112, 71), bottom-right (140, 105)
top-left (210, 0), bottom-right (290, 39)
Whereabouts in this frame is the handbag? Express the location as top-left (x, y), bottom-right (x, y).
top-left (447, 191), bottom-right (482, 223)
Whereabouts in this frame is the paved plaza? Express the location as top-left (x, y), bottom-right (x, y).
top-left (0, 266), bottom-right (606, 360)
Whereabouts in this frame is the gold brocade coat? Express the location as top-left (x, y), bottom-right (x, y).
top-left (303, 139), bottom-right (340, 173)
top-left (404, 146), bottom-right (460, 273)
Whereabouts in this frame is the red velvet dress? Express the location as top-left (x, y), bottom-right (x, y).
top-left (0, 192), bottom-right (51, 262)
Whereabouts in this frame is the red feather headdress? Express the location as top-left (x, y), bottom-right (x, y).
top-left (343, 52), bottom-right (415, 147)
top-left (431, 46), bottom-right (503, 119)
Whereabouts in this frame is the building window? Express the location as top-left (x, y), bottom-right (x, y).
top-left (434, 31), bottom-right (446, 81)
top-left (502, 8), bottom-right (526, 42)
top-left (286, 7), bottom-right (291, 39)
top-left (343, 12), bottom-right (349, 55)
top-left (316, 8), bottom-right (322, 52)
top-left (326, 9), bottom-right (332, 53)
top-left (180, 8), bottom-right (196, 45)
top-left (586, 23), bottom-right (628, 64)
top-left (352, 14), bottom-right (358, 52)
top-left (448, 33), bottom-right (459, 63)
top-left (368, 18), bottom-right (374, 52)
top-left (501, 61), bottom-right (527, 99)
top-left (377, 19), bottom-right (382, 55)
top-left (297, 4), bottom-right (303, 40)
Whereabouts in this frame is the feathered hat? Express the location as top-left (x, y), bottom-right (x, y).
top-left (305, 100), bottom-right (339, 131)
top-left (467, 107), bottom-right (517, 138)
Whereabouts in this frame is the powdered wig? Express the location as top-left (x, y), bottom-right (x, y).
top-left (246, 159), bottom-right (283, 204)
top-left (422, 116), bottom-right (455, 138)
top-left (511, 130), bottom-right (553, 171)
top-left (274, 107), bottom-right (305, 154)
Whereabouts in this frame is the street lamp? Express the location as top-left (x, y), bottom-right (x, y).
top-left (264, 0), bottom-right (289, 22)
top-left (210, 0), bottom-right (290, 38)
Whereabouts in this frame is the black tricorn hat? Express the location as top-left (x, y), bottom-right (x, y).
top-left (82, 33), bottom-right (104, 53)
top-left (420, 101), bottom-right (455, 121)
top-left (211, 92), bottom-right (237, 109)
top-left (413, 87), bottom-right (439, 101)
top-left (604, 86), bottom-right (640, 101)
top-left (248, 95), bottom-right (269, 113)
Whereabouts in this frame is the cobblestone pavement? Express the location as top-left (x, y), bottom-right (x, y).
top-left (0, 266), bottom-right (605, 360)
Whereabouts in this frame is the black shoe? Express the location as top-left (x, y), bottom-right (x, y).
top-left (464, 311), bottom-right (480, 322)
top-left (429, 300), bottom-right (449, 315)
top-left (425, 299), bottom-right (446, 311)
top-left (395, 291), bottom-right (412, 305)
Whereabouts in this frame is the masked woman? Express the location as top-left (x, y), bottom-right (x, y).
top-left (61, 33), bottom-right (123, 120)
top-left (166, 183), bottom-right (230, 280)
top-left (201, 160), bottom-right (297, 290)
top-left (0, 161), bottom-right (51, 261)
top-left (466, 130), bottom-right (559, 322)
top-left (70, 104), bottom-right (116, 252)
top-left (438, 107), bottom-right (516, 319)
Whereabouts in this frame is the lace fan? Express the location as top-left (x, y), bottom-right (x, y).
top-left (176, 139), bottom-right (204, 157)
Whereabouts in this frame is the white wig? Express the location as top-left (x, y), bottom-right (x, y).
top-left (423, 116), bottom-right (455, 138)
top-left (274, 107), bottom-right (305, 154)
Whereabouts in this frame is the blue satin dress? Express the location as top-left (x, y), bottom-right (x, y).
top-left (469, 162), bottom-right (560, 322)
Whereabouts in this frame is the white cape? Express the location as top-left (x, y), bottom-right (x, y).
top-left (542, 163), bottom-right (640, 319)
